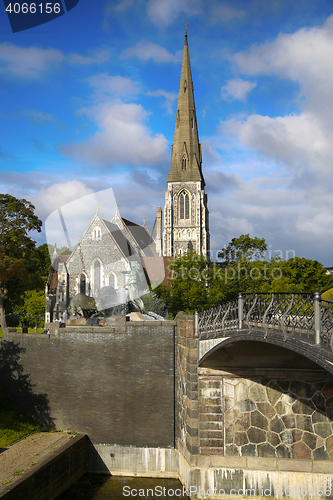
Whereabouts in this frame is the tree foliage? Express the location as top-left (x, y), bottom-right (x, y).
top-left (0, 194), bottom-right (43, 329)
top-left (218, 234), bottom-right (267, 265)
top-left (17, 290), bottom-right (45, 329)
top-left (155, 252), bottom-right (212, 316)
top-left (154, 235), bottom-right (333, 317)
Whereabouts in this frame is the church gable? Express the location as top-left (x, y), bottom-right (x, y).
top-left (65, 212), bottom-right (135, 299)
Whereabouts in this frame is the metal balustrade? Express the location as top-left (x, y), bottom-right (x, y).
top-left (195, 292), bottom-right (333, 353)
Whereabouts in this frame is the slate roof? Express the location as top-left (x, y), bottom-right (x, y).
top-left (102, 219), bottom-right (135, 258)
top-left (48, 254), bottom-right (70, 294)
top-left (121, 218), bottom-right (154, 252)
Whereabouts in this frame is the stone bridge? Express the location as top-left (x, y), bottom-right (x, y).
top-left (176, 293), bottom-right (333, 498)
top-left (195, 292), bottom-right (333, 375)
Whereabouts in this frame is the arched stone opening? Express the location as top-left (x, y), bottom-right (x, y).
top-left (198, 340), bottom-right (333, 461)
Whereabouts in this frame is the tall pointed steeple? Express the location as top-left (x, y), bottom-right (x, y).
top-left (162, 31), bottom-right (210, 258)
top-left (167, 32), bottom-right (204, 185)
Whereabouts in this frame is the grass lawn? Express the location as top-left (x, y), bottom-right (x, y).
top-left (15, 328), bottom-right (45, 334)
top-left (323, 287), bottom-right (333, 302)
top-left (0, 328), bottom-right (44, 337)
top-left (0, 389), bottom-right (44, 448)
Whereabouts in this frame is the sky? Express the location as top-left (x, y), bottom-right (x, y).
top-left (1, 0), bottom-right (333, 265)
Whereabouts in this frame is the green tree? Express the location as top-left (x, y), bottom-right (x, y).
top-left (155, 251), bottom-right (212, 315)
top-left (5, 243), bottom-right (51, 327)
top-left (0, 194), bottom-right (42, 329)
top-left (156, 235), bottom-right (333, 317)
top-left (18, 290), bottom-right (45, 329)
top-left (218, 234), bottom-right (267, 266)
top-left (271, 257), bottom-right (332, 293)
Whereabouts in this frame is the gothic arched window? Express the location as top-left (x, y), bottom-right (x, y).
top-left (179, 191), bottom-right (190, 220)
top-left (108, 272), bottom-right (117, 289)
top-left (79, 274), bottom-right (86, 294)
top-left (93, 260), bottom-right (101, 292)
top-left (182, 158), bottom-right (187, 170)
top-left (92, 226), bottom-right (102, 241)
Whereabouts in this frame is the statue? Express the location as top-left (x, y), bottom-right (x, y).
top-left (67, 261), bottom-right (151, 324)
top-left (121, 261), bottom-right (145, 313)
top-left (67, 293), bottom-right (97, 318)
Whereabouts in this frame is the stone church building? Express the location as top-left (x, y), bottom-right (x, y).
top-left (163, 31), bottom-right (210, 257)
top-left (45, 207), bottom-right (156, 323)
top-left (45, 32), bottom-right (210, 322)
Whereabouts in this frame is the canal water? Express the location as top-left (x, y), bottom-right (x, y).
top-left (59, 474), bottom-right (190, 499)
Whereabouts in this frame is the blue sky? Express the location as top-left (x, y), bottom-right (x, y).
top-left (1, 0), bottom-right (333, 264)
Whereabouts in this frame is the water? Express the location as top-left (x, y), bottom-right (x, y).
top-left (59, 474), bottom-right (190, 500)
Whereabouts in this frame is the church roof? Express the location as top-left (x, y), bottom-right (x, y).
top-left (167, 34), bottom-right (205, 185)
top-left (47, 254), bottom-right (70, 294)
top-left (102, 219), bottom-right (135, 258)
top-left (122, 217), bottom-right (154, 250)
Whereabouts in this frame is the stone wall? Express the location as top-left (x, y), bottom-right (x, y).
top-left (176, 314), bottom-right (333, 498)
top-left (176, 312), bottom-right (199, 460)
top-left (1, 321), bottom-right (176, 448)
top-left (199, 369), bottom-right (333, 461)
top-left (0, 434), bottom-right (87, 500)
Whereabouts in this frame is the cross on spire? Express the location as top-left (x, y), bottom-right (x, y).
top-left (184, 22), bottom-right (189, 36)
top-left (95, 204), bottom-right (100, 214)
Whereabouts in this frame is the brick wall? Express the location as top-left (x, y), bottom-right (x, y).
top-left (1, 322), bottom-right (176, 447)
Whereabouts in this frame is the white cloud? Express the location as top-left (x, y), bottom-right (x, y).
top-left (23, 110), bottom-right (53, 122)
top-left (33, 180), bottom-right (95, 218)
top-left (115, 0), bottom-right (133, 12)
top-left (146, 89), bottom-right (177, 114)
top-left (121, 42), bottom-right (180, 63)
top-left (60, 102), bottom-right (168, 167)
top-left (221, 78), bottom-right (256, 101)
top-left (87, 74), bottom-right (141, 100)
top-left (0, 43), bottom-right (63, 78)
top-left (296, 211), bottom-right (333, 237)
top-left (210, 4), bottom-right (246, 23)
top-left (218, 15), bottom-right (333, 187)
top-left (68, 49), bottom-right (111, 65)
top-left (223, 112), bottom-right (333, 175)
top-left (43, 186), bottom-right (118, 250)
top-left (206, 15), bottom-right (333, 263)
top-left (147, 0), bottom-right (202, 27)
top-left (230, 15), bottom-right (333, 120)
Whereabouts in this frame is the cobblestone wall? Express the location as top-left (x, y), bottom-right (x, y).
top-left (199, 371), bottom-right (333, 460)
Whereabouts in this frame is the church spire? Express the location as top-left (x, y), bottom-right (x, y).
top-left (167, 32), bottom-right (204, 185)
top-left (163, 31), bottom-right (210, 258)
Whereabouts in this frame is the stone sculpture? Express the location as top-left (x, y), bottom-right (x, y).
top-left (67, 293), bottom-right (97, 318)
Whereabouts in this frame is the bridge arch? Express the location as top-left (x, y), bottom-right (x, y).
top-left (199, 334), bottom-right (333, 375)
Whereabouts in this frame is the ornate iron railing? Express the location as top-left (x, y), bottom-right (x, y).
top-left (195, 292), bottom-right (333, 351)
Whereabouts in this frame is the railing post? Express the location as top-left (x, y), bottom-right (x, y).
top-left (194, 310), bottom-right (199, 338)
top-left (238, 292), bottom-right (244, 329)
top-left (314, 291), bottom-right (322, 345)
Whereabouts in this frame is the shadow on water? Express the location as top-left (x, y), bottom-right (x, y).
top-left (59, 475), bottom-right (190, 500)
top-left (0, 340), bottom-right (55, 429)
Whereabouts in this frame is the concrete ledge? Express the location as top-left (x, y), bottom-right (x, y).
top-left (88, 444), bottom-right (178, 478)
top-left (204, 456), bottom-right (247, 468)
top-left (0, 434), bottom-right (87, 500)
top-left (313, 460), bottom-right (333, 473)
top-left (246, 456), bottom-right (277, 471)
top-left (277, 458), bottom-right (313, 472)
top-left (179, 450), bottom-right (333, 499)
